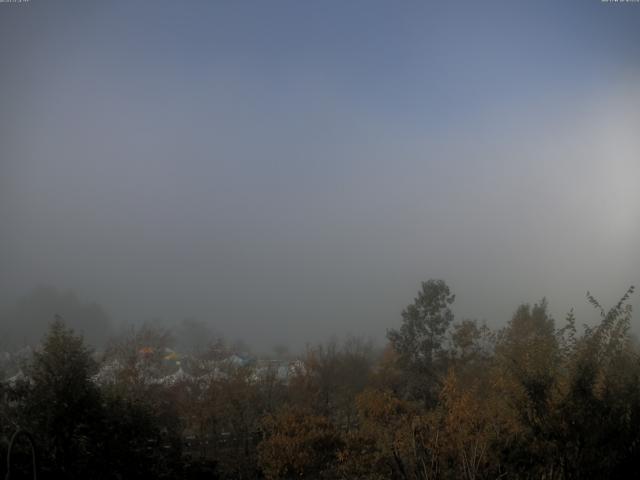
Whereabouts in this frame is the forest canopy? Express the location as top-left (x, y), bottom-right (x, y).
top-left (1, 280), bottom-right (638, 479)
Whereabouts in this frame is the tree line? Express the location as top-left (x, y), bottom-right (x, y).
top-left (1, 280), bottom-right (639, 479)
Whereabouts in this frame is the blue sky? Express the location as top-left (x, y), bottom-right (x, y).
top-left (1, 0), bottom-right (640, 348)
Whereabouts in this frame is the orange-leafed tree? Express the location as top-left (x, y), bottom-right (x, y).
top-left (258, 407), bottom-right (342, 479)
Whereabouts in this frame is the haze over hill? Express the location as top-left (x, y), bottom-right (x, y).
top-left (1, 0), bottom-right (639, 350)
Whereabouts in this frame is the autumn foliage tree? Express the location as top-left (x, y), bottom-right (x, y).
top-left (258, 408), bottom-right (341, 479)
top-left (3, 280), bottom-right (639, 480)
top-left (4, 320), bottom-right (183, 479)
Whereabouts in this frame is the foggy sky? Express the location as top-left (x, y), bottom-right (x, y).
top-left (1, 0), bottom-right (639, 349)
